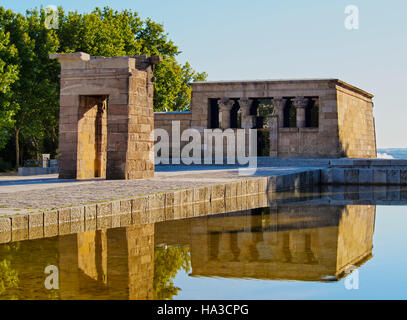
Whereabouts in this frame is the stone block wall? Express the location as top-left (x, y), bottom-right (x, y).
top-left (126, 224), bottom-right (155, 300)
top-left (322, 164), bottom-right (407, 186)
top-left (154, 112), bottom-right (192, 133)
top-left (154, 112), bottom-right (192, 158)
top-left (125, 57), bottom-right (156, 179)
top-left (51, 52), bottom-right (160, 180)
top-left (336, 204), bottom-right (375, 274)
top-left (277, 87), bottom-right (341, 158)
top-left (336, 84), bottom-right (377, 158)
top-left (185, 79), bottom-right (376, 159)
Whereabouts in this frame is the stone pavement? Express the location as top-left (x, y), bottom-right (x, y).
top-left (4, 158), bottom-right (407, 218)
top-left (0, 165), bottom-right (317, 214)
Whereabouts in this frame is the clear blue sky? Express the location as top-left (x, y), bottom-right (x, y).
top-left (2, 0), bottom-right (406, 148)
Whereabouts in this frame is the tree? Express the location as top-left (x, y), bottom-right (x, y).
top-left (0, 243), bottom-right (20, 299)
top-left (57, 7), bottom-right (206, 111)
top-left (153, 245), bottom-right (191, 300)
top-left (0, 28), bottom-right (19, 150)
top-left (154, 57), bottom-right (207, 111)
top-left (0, 6), bottom-right (207, 167)
top-left (0, 7), bottom-right (59, 166)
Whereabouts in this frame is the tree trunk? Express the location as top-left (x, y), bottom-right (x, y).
top-left (15, 128), bottom-right (20, 168)
top-left (33, 138), bottom-right (40, 162)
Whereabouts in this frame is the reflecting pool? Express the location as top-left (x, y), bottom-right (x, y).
top-left (1, 187), bottom-right (407, 300)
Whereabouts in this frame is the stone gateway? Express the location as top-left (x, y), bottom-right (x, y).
top-left (51, 52), bottom-right (161, 180)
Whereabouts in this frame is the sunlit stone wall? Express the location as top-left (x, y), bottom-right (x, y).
top-left (51, 52), bottom-right (160, 180)
top-left (153, 79), bottom-right (377, 159)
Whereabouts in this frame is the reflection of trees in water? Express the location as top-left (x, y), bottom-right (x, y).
top-left (153, 245), bottom-right (191, 300)
top-left (0, 239), bottom-right (60, 300)
top-left (0, 243), bottom-right (20, 299)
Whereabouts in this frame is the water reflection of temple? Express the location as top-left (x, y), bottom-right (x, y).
top-left (58, 225), bottom-right (155, 300)
top-left (155, 204), bottom-right (376, 282)
top-left (0, 203), bottom-right (375, 299)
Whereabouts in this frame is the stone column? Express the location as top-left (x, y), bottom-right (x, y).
top-left (238, 232), bottom-right (259, 262)
top-left (218, 232), bottom-right (235, 261)
top-left (292, 97), bottom-right (308, 128)
top-left (267, 116), bottom-right (278, 157)
top-left (238, 98), bottom-right (255, 129)
top-left (58, 234), bottom-right (80, 298)
top-left (77, 230), bottom-right (107, 284)
top-left (218, 98), bottom-right (235, 129)
top-left (289, 231), bottom-right (313, 264)
top-left (126, 224), bottom-right (155, 300)
top-left (272, 232), bottom-right (291, 262)
top-left (272, 98), bottom-right (286, 128)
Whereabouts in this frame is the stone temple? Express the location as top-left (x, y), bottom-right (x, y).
top-left (52, 52), bottom-right (377, 180)
top-left (157, 79), bottom-right (377, 159)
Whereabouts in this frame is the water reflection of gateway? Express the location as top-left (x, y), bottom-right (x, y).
top-left (0, 203), bottom-right (376, 299)
top-left (57, 225), bottom-right (155, 300)
top-left (155, 204), bottom-right (376, 282)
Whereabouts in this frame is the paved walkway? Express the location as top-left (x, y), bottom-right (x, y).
top-left (0, 166), bottom-right (317, 214)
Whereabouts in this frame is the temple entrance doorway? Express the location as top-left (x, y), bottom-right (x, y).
top-left (77, 95), bottom-right (108, 179)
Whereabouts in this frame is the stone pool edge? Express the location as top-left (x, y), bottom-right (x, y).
top-left (0, 169), bottom-right (321, 243)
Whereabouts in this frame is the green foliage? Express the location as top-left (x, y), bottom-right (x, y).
top-left (0, 157), bottom-right (13, 172)
top-left (0, 243), bottom-right (20, 299)
top-left (153, 245), bottom-right (191, 300)
top-left (0, 7), bottom-right (60, 165)
top-left (57, 7), bottom-right (143, 57)
top-left (257, 99), bottom-right (274, 118)
top-left (154, 57), bottom-right (207, 111)
top-left (0, 26), bottom-right (19, 149)
top-left (0, 5), bottom-right (207, 166)
top-left (56, 7), bottom-right (206, 111)
top-left (0, 260), bottom-right (19, 297)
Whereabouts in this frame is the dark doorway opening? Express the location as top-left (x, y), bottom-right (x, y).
top-left (230, 99), bottom-right (240, 129)
top-left (208, 98), bottom-right (220, 129)
top-left (283, 99), bottom-right (297, 128)
top-left (305, 98), bottom-right (319, 128)
top-left (257, 129), bottom-right (270, 156)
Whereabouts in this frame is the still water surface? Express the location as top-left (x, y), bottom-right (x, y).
top-left (1, 189), bottom-right (406, 300)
